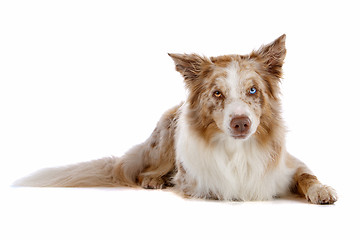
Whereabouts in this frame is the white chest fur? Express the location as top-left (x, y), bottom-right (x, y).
top-left (175, 110), bottom-right (294, 201)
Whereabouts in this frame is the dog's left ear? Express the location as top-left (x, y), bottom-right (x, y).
top-left (251, 34), bottom-right (287, 78)
top-left (168, 53), bottom-right (211, 83)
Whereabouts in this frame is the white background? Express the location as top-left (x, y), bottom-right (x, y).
top-left (1, 0), bottom-right (359, 239)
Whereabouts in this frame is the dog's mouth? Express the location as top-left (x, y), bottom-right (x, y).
top-left (230, 133), bottom-right (249, 139)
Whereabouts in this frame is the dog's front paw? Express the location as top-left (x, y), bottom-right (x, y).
top-left (306, 184), bottom-right (338, 204)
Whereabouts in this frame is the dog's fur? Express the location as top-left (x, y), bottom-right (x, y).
top-left (14, 35), bottom-right (337, 204)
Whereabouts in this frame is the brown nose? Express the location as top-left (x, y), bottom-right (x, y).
top-left (230, 115), bottom-right (251, 136)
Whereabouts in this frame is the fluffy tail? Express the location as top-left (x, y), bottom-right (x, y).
top-left (13, 144), bottom-right (146, 188)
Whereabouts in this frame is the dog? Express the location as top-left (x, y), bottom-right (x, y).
top-left (14, 34), bottom-right (337, 204)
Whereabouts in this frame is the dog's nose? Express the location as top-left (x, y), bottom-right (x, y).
top-left (230, 115), bottom-right (251, 136)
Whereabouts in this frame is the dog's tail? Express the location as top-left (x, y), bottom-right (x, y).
top-left (13, 144), bottom-right (146, 188)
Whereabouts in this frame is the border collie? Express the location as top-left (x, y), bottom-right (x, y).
top-left (15, 35), bottom-right (337, 204)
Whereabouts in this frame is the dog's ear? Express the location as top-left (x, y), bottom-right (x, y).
top-left (251, 34), bottom-right (286, 78)
top-left (168, 53), bottom-right (212, 82)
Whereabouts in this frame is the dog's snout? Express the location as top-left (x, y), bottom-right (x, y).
top-left (230, 115), bottom-right (251, 137)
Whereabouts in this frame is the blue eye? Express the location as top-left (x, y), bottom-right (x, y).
top-left (249, 87), bottom-right (257, 94)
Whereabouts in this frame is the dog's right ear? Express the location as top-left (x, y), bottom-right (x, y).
top-left (168, 53), bottom-right (212, 82)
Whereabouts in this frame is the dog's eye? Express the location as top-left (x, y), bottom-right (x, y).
top-left (249, 87), bottom-right (257, 95)
top-left (213, 90), bottom-right (223, 98)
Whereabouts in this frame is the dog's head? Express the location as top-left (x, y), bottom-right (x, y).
top-left (169, 34), bottom-right (286, 143)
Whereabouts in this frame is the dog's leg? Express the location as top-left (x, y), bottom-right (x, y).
top-left (135, 104), bottom-right (180, 190)
top-left (287, 153), bottom-right (338, 204)
top-left (137, 162), bottom-right (175, 189)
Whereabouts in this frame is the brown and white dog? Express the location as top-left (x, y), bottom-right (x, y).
top-left (15, 35), bottom-right (337, 204)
